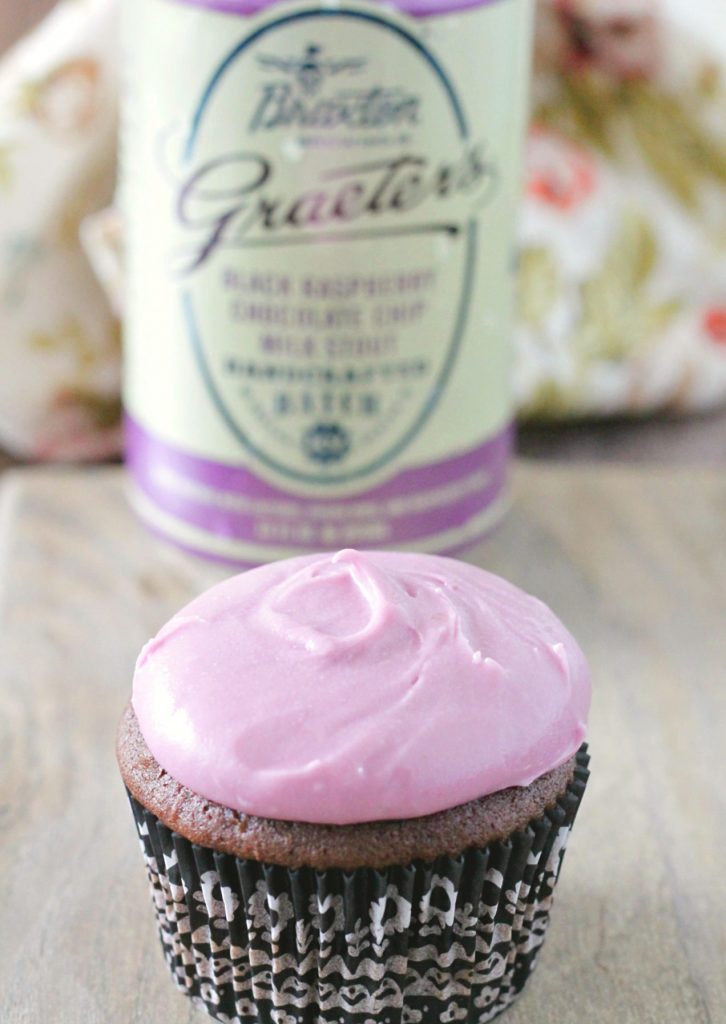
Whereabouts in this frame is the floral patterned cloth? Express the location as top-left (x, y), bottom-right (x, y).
top-left (0, 0), bottom-right (120, 460)
top-left (0, 0), bottom-right (724, 460)
top-left (519, 0), bottom-right (726, 417)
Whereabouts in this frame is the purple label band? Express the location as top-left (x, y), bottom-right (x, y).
top-left (125, 416), bottom-right (512, 561)
top-left (170, 0), bottom-right (508, 19)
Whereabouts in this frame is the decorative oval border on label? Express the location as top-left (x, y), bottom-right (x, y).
top-left (179, 4), bottom-right (480, 486)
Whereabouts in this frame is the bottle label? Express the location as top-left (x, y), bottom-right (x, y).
top-left (123, 0), bottom-right (532, 561)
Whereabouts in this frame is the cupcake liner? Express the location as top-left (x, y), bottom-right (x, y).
top-left (128, 745), bottom-right (589, 1024)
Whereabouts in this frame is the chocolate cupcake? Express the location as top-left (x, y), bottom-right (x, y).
top-left (118, 549), bottom-right (591, 1024)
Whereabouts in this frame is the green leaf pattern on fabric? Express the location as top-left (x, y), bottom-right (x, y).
top-left (0, 145), bottom-right (13, 191)
top-left (519, 210), bottom-right (686, 419)
top-left (575, 211), bottom-right (680, 364)
top-left (518, 2), bottom-right (726, 419)
top-left (536, 69), bottom-right (726, 215)
top-left (518, 247), bottom-right (560, 330)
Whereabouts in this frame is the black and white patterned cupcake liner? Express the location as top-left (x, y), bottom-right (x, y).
top-left (127, 745), bottom-right (589, 1024)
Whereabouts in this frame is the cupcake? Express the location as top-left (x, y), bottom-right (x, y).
top-left (118, 549), bottom-right (590, 1024)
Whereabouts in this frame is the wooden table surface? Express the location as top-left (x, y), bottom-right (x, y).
top-left (0, 463), bottom-right (724, 1024)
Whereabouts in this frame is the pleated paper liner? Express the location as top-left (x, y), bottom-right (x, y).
top-left (128, 745), bottom-right (590, 1024)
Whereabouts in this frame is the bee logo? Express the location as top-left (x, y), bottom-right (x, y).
top-left (257, 45), bottom-right (366, 95)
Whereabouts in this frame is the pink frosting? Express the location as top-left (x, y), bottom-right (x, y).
top-left (132, 550), bottom-right (590, 825)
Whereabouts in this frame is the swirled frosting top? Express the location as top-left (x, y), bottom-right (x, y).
top-left (132, 549), bottom-right (590, 824)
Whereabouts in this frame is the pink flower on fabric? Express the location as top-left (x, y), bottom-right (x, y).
top-left (548, 0), bottom-right (661, 81)
top-left (703, 308), bottom-right (726, 346)
top-left (526, 127), bottom-right (598, 211)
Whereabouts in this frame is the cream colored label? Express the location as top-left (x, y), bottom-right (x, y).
top-left (123, 0), bottom-right (532, 493)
